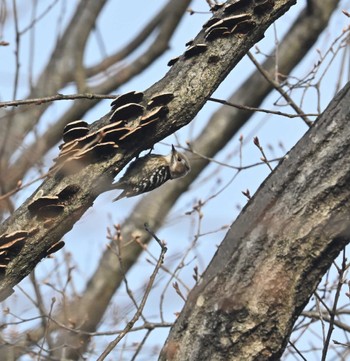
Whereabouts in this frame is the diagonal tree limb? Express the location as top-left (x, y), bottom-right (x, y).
top-left (4, 0), bottom-right (192, 193)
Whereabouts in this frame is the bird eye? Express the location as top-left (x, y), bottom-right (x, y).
top-left (177, 156), bottom-right (182, 162)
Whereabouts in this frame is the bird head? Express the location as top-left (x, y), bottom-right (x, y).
top-left (169, 145), bottom-right (191, 179)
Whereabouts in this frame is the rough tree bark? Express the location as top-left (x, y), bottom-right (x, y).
top-left (159, 82), bottom-right (350, 360)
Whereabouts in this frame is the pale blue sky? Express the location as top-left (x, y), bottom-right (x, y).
top-left (1, 1), bottom-right (350, 359)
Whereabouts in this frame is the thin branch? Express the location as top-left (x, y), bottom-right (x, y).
top-left (20, 0), bottom-right (60, 35)
top-left (11, 0), bottom-right (20, 101)
top-left (253, 136), bottom-right (274, 171)
top-left (302, 311), bottom-right (350, 334)
top-left (208, 97), bottom-right (319, 119)
top-left (288, 340), bottom-right (308, 361)
top-left (38, 297), bottom-right (56, 361)
top-left (247, 51), bottom-right (313, 127)
top-left (321, 251), bottom-right (347, 360)
top-left (109, 226), bottom-right (147, 324)
top-left (130, 329), bottom-right (152, 361)
top-left (0, 93), bottom-right (116, 108)
top-left (29, 271), bottom-right (55, 352)
top-left (186, 141), bottom-right (283, 170)
top-left (96, 226), bottom-right (167, 361)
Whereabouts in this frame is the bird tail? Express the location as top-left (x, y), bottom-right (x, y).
top-left (112, 191), bottom-right (127, 202)
top-left (111, 181), bottom-right (123, 189)
top-left (111, 181), bottom-right (127, 201)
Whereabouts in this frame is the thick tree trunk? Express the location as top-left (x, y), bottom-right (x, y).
top-left (159, 82), bottom-right (350, 360)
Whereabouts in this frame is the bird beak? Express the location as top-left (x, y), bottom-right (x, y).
top-left (171, 144), bottom-right (176, 153)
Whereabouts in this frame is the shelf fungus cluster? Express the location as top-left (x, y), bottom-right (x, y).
top-left (0, 184), bottom-right (82, 274)
top-left (168, 0), bottom-right (274, 67)
top-left (27, 184), bottom-right (81, 225)
top-left (0, 91), bottom-right (175, 274)
top-left (51, 90), bottom-right (174, 176)
top-left (0, 228), bottom-right (39, 274)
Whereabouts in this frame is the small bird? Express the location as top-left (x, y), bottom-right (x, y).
top-left (112, 145), bottom-right (190, 201)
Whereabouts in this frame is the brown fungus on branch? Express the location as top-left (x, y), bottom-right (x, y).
top-left (43, 219), bottom-right (56, 228)
top-left (147, 93), bottom-right (174, 109)
top-left (110, 91), bottom-right (144, 110)
top-left (99, 121), bottom-right (124, 133)
top-left (205, 13), bottom-right (251, 34)
top-left (90, 142), bottom-right (119, 157)
top-left (57, 130), bottom-right (101, 158)
top-left (140, 106), bottom-right (169, 126)
top-left (223, 0), bottom-right (249, 14)
top-left (101, 125), bottom-right (131, 141)
top-left (205, 26), bottom-right (230, 41)
top-left (0, 230), bottom-right (28, 242)
top-left (57, 184), bottom-right (81, 201)
top-left (0, 238), bottom-right (25, 251)
top-left (46, 240), bottom-right (65, 256)
top-left (184, 44), bottom-right (208, 58)
top-left (232, 20), bottom-right (256, 34)
top-left (57, 141), bottom-right (118, 176)
top-left (36, 204), bottom-right (65, 219)
top-left (203, 17), bottom-right (221, 29)
top-left (118, 126), bottom-right (142, 141)
top-left (210, 3), bottom-right (224, 12)
top-left (109, 103), bottom-right (144, 123)
top-left (63, 120), bottom-right (88, 133)
top-left (28, 196), bottom-right (60, 214)
top-left (63, 127), bottom-right (89, 143)
top-left (102, 128), bottom-right (129, 143)
top-left (254, 0), bottom-right (275, 14)
top-left (58, 139), bottom-right (79, 152)
top-left (167, 56), bottom-right (180, 67)
top-left (27, 227), bottom-right (40, 236)
top-left (0, 230), bottom-right (31, 267)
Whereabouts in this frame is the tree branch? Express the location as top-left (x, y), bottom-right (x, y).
top-left (3, 0), bottom-right (192, 193)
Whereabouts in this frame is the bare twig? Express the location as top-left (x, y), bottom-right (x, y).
top-left (247, 51), bottom-right (313, 127)
top-left (253, 136), bottom-right (274, 171)
top-left (321, 251), bottom-right (347, 360)
top-left (96, 225), bottom-right (167, 361)
top-left (208, 97), bottom-right (319, 119)
top-left (29, 271), bottom-right (55, 353)
top-left (288, 340), bottom-right (308, 361)
top-left (108, 226), bottom-right (147, 324)
top-left (0, 93), bottom-right (116, 108)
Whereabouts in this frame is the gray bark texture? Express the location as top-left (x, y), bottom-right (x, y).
top-left (159, 82), bottom-right (350, 360)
